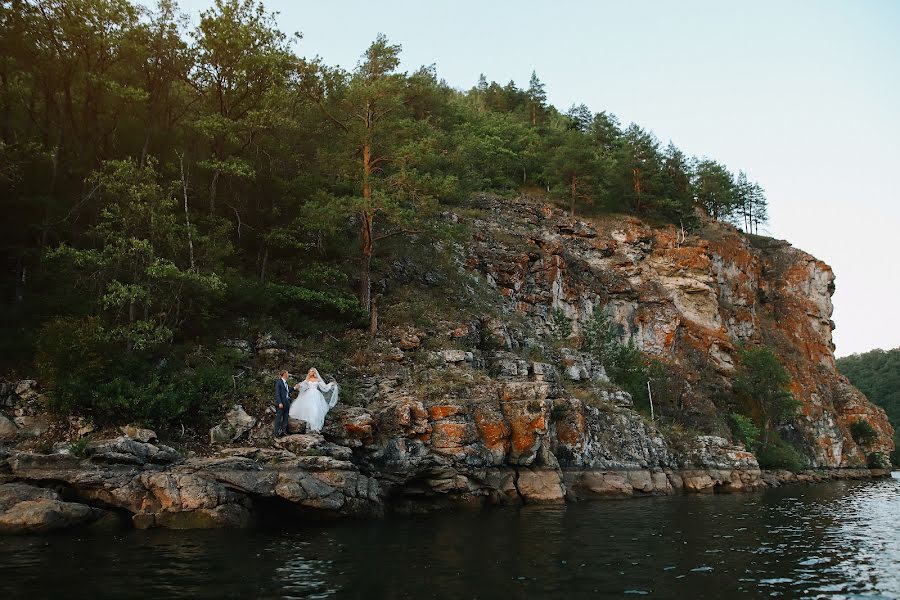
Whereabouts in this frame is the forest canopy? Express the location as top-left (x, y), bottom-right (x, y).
top-left (837, 348), bottom-right (900, 464)
top-left (0, 0), bottom-right (770, 427)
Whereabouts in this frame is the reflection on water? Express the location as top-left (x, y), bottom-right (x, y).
top-left (2, 474), bottom-right (899, 599)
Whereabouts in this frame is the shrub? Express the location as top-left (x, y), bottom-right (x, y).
top-left (733, 345), bottom-right (798, 447)
top-left (729, 413), bottom-right (760, 448)
top-left (551, 308), bottom-right (572, 339)
top-left (756, 440), bottom-right (806, 472)
top-left (850, 419), bottom-right (878, 446)
top-left (583, 307), bottom-right (648, 400)
top-left (37, 319), bottom-right (246, 431)
top-left (867, 452), bottom-right (890, 470)
top-left (550, 402), bottom-right (571, 422)
top-left (70, 435), bottom-right (91, 458)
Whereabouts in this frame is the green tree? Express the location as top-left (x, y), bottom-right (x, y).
top-left (583, 307), bottom-right (647, 399)
top-left (47, 158), bottom-right (225, 351)
top-left (526, 70), bottom-right (546, 127)
top-left (694, 159), bottom-right (737, 221)
top-left (549, 127), bottom-right (598, 216)
top-left (838, 347), bottom-right (900, 465)
top-left (733, 346), bottom-right (799, 446)
top-left (299, 34), bottom-right (454, 316)
top-left (190, 0), bottom-right (295, 214)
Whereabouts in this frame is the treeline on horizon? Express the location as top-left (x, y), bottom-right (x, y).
top-left (837, 348), bottom-right (900, 465)
top-left (0, 0), bottom-right (770, 428)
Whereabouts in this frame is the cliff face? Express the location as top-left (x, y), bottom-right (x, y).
top-left (461, 195), bottom-right (893, 467)
top-left (0, 195), bottom-right (894, 531)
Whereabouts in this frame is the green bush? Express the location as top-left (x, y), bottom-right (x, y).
top-left (867, 452), bottom-right (890, 470)
top-left (729, 413), bottom-right (760, 448)
top-left (70, 435), bottom-right (91, 458)
top-left (583, 307), bottom-right (648, 400)
top-left (37, 318), bottom-right (246, 430)
top-left (756, 440), bottom-right (806, 472)
top-left (850, 419), bottom-right (878, 446)
top-left (551, 308), bottom-right (572, 339)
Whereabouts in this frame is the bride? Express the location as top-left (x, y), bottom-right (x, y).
top-left (289, 368), bottom-right (339, 433)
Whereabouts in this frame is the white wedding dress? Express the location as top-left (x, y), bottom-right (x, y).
top-left (289, 370), bottom-right (339, 433)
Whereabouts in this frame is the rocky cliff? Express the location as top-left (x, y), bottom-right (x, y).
top-left (0, 194), bottom-right (893, 533)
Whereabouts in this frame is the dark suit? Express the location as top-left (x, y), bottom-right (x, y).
top-left (274, 378), bottom-right (291, 437)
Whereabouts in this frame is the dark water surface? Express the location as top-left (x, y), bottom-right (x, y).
top-left (2, 473), bottom-right (899, 599)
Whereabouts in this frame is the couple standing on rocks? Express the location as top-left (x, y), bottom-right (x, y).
top-left (274, 368), bottom-right (339, 437)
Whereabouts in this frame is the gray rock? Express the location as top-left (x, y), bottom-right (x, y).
top-left (0, 498), bottom-right (102, 534)
top-left (0, 482), bottom-right (105, 534)
top-left (287, 418), bottom-right (307, 434)
top-left (210, 405), bottom-right (257, 444)
top-left (120, 425), bottom-right (157, 443)
top-left (85, 437), bottom-right (182, 465)
top-left (440, 349), bottom-right (467, 363)
top-left (220, 339), bottom-right (252, 353)
top-left (254, 333), bottom-right (278, 350)
top-left (0, 414), bottom-right (17, 442)
top-left (13, 415), bottom-right (50, 438)
top-left (14, 380), bottom-right (38, 399)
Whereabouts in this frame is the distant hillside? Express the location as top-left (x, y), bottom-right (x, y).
top-left (837, 348), bottom-right (900, 464)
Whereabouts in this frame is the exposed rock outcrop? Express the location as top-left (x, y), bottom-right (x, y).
top-left (0, 195), bottom-right (893, 532)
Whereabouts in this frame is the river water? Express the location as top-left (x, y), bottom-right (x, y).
top-left (1, 473), bottom-right (899, 599)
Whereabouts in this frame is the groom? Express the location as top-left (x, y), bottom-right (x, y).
top-left (273, 370), bottom-right (291, 438)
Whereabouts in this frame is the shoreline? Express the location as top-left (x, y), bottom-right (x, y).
top-left (0, 440), bottom-right (892, 535)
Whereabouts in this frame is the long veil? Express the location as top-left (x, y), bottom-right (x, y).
top-left (309, 368), bottom-right (339, 408)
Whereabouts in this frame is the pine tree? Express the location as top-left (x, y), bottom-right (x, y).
top-left (526, 70), bottom-right (546, 126)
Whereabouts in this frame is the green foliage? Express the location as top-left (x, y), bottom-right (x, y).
top-left (70, 435), bottom-right (92, 459)
top-left (550, 402), bottom-right (571, 422)
top-left (583, 307), bottom-right (648, 400)
top-left (694, 159), bottom-right (737, 221)
top-left (850, 419), bottom-right (878, 446)
top-left (0, 0), bottom-right (774, 434)
top-left (729, 412), bottom-right (761, 448)
top-left (837, 347), bottom-right (900, 466)
top-left (733, 345), bottom-right (799, 447)
top-left (37, 317), bottom-right (245, 429)
top-left (551, 308), bottom-right (573, 339)
top-left (756, 440), bottom-right (807, 472)
top-left (867, 452), bottom-right (891, 470)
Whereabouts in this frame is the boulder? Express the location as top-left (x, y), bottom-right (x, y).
top-left (0, 499), bottom-right (102, 534)
top-left (0, 483), bottom-right (105, 534)
top-left (120, 425), bottom-right (157, 443)
top-left (12, 415), bottom-right (50, 438)
top-left (440, 349), bottom-right (467, 363)
top-left (323, 406), bottom-right (375, 447)
top-left (85, 437), bottom-right (182, 465)
top-left (275, 434), bottom-right (353, 461)
top-left (210, 405), bottom-right (257, 444)
top-left (516, 468), bottom-right (565, 503)
top-left (0, 414), bottom-right (17, 442)
top-left (287, 418), bottom-right (307, 435)
top-left (14, 380), bottom-right (39, 400)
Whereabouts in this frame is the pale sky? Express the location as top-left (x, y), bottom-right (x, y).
top-left (165, 0), bottom-right (900, 356)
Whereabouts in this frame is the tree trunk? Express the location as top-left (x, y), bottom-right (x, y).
top-left (360, 212), bottom-right (373, 313)
top-left (369, 295), bottom-right (378, 336)
top-left (209, 169), bottom-right (219, 215)
top-left (632, 168), bottom-right (642, 213)
top-left (570, 174), bottom-right (577, 217)
top-left (178, 153), bottom-right (195, 271)
top-left (12, 253), bottom-right (25, 309)
top-left (359, 141), bottom-right (374, 312)
top-left (259, 245), bottom-right (268, 283)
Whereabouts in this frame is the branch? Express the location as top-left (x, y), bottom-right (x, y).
top-left (373, 228), bottom-right (420, 243)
